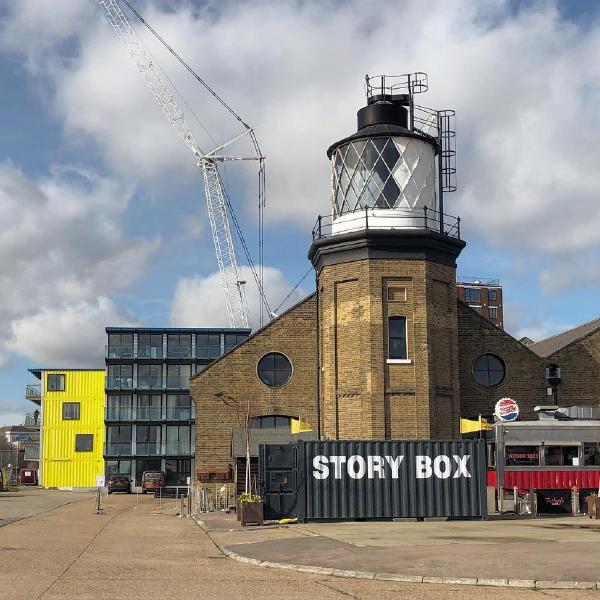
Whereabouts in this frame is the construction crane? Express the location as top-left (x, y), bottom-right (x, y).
top-left (96, 0), bottom-right (268, 329)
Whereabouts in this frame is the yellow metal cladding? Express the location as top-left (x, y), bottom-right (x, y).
top-left (41, 370), bottom-right (105, 489)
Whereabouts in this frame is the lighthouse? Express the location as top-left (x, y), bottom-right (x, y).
top-left (309, 73), bottom-right (466, 441)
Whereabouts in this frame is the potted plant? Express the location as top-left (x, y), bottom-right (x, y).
top-left (238, 492), bottom-right (263, 526)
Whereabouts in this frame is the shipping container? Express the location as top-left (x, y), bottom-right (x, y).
top-left (260, 439), bottom-right (487, 521)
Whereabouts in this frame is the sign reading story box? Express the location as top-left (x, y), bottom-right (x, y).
top-left (260, 440), bottom-right (488, 521)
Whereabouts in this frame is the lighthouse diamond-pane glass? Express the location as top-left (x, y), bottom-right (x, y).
top-left (332, 137), bottom-right (435, 216)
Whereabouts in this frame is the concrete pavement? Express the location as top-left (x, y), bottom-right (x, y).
top-left (0, 487), bottom-right (93, 527)
top-left (203, 512), bottom-right (600, 588)
top-left (0, 491), bottom-right (598, 599)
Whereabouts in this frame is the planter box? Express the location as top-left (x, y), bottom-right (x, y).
top-left (240, 501), bottom-right (263, 526)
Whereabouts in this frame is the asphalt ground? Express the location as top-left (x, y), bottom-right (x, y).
top-left (0, 491), bottom-right (597, 599)
top-left (0, 487), bottom-right (93, 527)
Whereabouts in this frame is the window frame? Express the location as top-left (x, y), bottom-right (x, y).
top-left (47, 373), bottom-right (65, 392)
top-left (488, 306), bottom-right (498, 320)
top-left (387, 316), bottom-right (410, 363)
top-left (62, 402), bottom-right (80, 421)
top-left (256, 352), bottom-right (293, 388)
top-left (488, 288), bottom-right (497, 302)
top-left (472, 353), bottom-right (506, 387)
top-left (463, 287), bottom-right (481, 304)
top-left (75, 433), bottom-right (94, 452)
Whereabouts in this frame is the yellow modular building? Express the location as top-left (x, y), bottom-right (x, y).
top-left (27, 369), bottom-right (105, 490)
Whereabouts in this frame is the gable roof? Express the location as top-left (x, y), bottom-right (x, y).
top-left (529, 316), bottom-right (600, 358)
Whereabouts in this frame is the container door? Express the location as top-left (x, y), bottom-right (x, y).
top-left (260, 444), bottom-right (298, 520)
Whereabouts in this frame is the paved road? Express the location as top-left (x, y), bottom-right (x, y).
top-left (0, 488), bottom-right (93, 527)
top-left (0, 493), bottom-right (596, 599)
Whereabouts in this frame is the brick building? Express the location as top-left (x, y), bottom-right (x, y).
top-left (190, 74), bottom-right (600, 481)
top-left (456, 277), bottom-right (504, 329)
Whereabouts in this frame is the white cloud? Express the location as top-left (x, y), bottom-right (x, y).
top-left (1, 0), bottom-right (594, 263)
top-left (170, 265), bottom-right (306, 329)
top-left (0, 162), bottom-right (160, 366)
top-left (8, 297), bottom-right (138, 366)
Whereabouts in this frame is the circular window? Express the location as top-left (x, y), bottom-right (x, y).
top-left (472, 354), bottom-right (506, 387)
top-left (257, 352), bottom-right (292, 388)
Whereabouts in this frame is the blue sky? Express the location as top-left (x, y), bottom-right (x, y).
top-left (1, 0), bottom-right (600, 425)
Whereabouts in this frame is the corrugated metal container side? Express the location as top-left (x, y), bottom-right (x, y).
top-left (41, 370), bottom-right (105, 488)
top-left (298, 440), bottom-right (487, 521)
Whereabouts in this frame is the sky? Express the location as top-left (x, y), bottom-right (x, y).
top-left (1, 0), bottom-right (600, 425)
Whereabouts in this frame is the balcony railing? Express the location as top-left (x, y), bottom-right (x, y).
top-left (105, 442), bottom-right (133, 456)
top-left (138, 346), bottom-right (164, 359)
top-left (135, 442), bottom-right (162, 456)
top-left (165, 442), bottom-right (192, 455)
top-left (166, 347), bottom-right (193, 359)
top-left (136, 407), bottom-right (162, 421)
top-left (105, 407), bottom-right (134, 421)
top-left (137, 376), bottom-right (163, 390)
top-left (312, 207), bottom-right (461, 241)
top-left (106, 377), bottom-right (134, 390)
top-left (25, 384), bottom-right (41, 401)
top-left (24, 413), bottom-right (41, 428)
top-left (166, 377), bottom-right (190, 390)
top-left (165, 406), bottom-right (194, 421)
top-left (106, 345), bottom-right (135, 359)
top-left (195, 347), bottom-right (222, 360)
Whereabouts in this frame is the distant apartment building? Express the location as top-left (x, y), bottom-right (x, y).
top-left (456, 277), bottom-right (504, 329)
top-left (105, 327), bottom-right (250, 487)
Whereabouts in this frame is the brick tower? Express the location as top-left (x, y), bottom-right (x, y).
top-left (308, 73), bottom-right (465, 441)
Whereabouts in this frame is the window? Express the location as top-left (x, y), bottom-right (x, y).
top-left (166, 364), bottom-right (191, 389)
top-left (489, 307), bottom-right (498, 320)
top-left (195, 334), bottom-right (221, 359)
top-left (472, 354), bottom-right (505, 386)
top-left (544, 446), bottom-right (579, 467)
top-left (106, 460), bottom-right (132, 477)
top-left (107, 333), bottom-right (133, 358)
top-left (251, 415), bottom-right (291, 430)
top-left (137, 364), bottom-right (162, 389)
top-left (47, 374), bottom-right (65, 392)
top-left (257, 352), bottom-right (292, 387)
top-left (137, 395), bottom-right (162, 420)
top-left (165, 459), bottom-right (191, 486)
top-left (75, 433), bottom-right (93, 452)
top-left (62, 402), bottom-right (80, 420)
top-left (583, 443), bottom-right (600, 466)
top-left (388, 316), bottom-right (407, 360)
top-left (107, 365), bottom-right (133, 389)
top-left (505, 446), bottom-right (539, 466)
top-left (488, 289), bottom-right (497, 302)
top-left (106, 425), bottom-right (132, 455)
top-left (167, 334), bottom-right (192, 358)
top-left (138, 334), bottom-right (163, 358)
top-left (224, 333), bottom-right (249, 353)
top-left (463, 288), bottom-right (481, 304)
top-left (136, 425), bottom-right (161, 455)
top-left (106, 395), bottom-right (133, 421)
top-left (166, 425), bottom-right (191, 454)
top-left (193, 363), bottom-right (207, 375)
top-left (135, 458), bottom-right (161, 486)
top-left (166, 394), bottom-right (192, 420)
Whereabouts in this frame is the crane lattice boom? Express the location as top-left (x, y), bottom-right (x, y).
top-left (97, 0), bottom-right (250, 328)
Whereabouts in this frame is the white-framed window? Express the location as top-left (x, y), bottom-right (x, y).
top-left (489, 306), bottom-right (498, 320)
top-left (388, 316), bottom-right (408, 361)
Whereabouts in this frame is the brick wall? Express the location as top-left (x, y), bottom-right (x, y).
top-left (544, 329), bottom-right (600, 406)
top-left (190, 294), bottom-right (318, 474)
top-left (318, 258), bottom-right (461, 440)
top-left (457, 301), bottom-right (546, 420)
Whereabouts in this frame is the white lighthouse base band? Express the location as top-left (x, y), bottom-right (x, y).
top-left (331, 208), bottom-right (440, 236)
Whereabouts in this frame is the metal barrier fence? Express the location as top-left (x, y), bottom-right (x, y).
top-left (188, 482), bottom-right (236, 515)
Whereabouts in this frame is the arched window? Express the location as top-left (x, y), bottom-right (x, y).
top-left (472, 354), bottom-right (506, 387)
top-left (251, 415), bottom-right (293, 430)
top-left (257, 352), bottom-right (292, 387)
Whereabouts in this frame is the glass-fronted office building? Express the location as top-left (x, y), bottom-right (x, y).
top-left (104, 327), bottom-right (250, 486)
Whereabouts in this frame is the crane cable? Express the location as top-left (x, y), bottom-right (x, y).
top-left (120, 0), bottom-right (271, 324)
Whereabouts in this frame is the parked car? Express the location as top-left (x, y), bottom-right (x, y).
top-left (141, 471), bottom-right (165, 494)
top-left (107, 475), bottom-right (131, 494)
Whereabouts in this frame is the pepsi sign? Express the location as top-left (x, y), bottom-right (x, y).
top-left (495, 397), bottom-right (519, 422)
